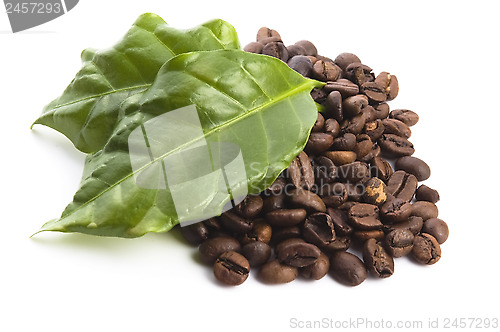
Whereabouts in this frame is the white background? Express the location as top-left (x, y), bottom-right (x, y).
top-left (1, 1), bottom-right (499, 331)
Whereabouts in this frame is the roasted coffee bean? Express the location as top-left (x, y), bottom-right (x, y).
top-left (363, 238), bottom-right (394, 278)
top-left (383, 215), bottom-right (423, 235)
top-left (412, 233), bottom-right (441, 265)
top-left (288, 188), bottom-right (327, 213)
top-left (370, 156), bottom-right (393, 182)
top-left (321, 236), bottom-right (351, 252)
top-left (264, 177), bottom-right (287, 195)
top-left (352, 229), bottom-right (385, 242)
top-left (323, 151), bottom-right (357, 165)
top-left (258, 36), bottom-right (282, 45)
top-left (320, 183), bottom-right (348, 207)
top-left (220, 211), bottom-right (253, 233)
top-left (300, 252), bottom-right (330, 280)
top-left (348, 203), bottom-right (382, 230)
top-left (330, 251), bottom-right (367, 286)
top-left (180, 222), bottom-right (209, 245)
top-left (334, 52), bottom-right (361, 71)
top-left (199, 236), bottom-right (241, 265)
top-left (343, 94), bottom-right (369, 117)
top-left (345, 62), bottom-right (375, 86)
top-left (380, 198), bottom-right (412, 224)
top-left (241, 241), bottom-right (272, 267)
top-left (262, 41), bottom-right (288, 62)
top-left (311, 87), bottom-right (328, 103)
top-left (361, 81), bottom-right (387, 102)
top-left (345, 182), bottom-right (365, 202)
top-left (361, 105), bottom-right (378, 122)
top-left (312, 60), bottom-right (341, 81)
top-left (286, 44), bottom-right (307, 58)
top-left (341, 112), bottom-right (366, 135)
top-left (314, 156), bottom-right (337, 184)
top-left (386, 170), bottom-right (418, 201)
top-left (262, 192), bottom-right (286, 212)
top-left (354, 136), bottom-right (374, 161)
top-left (288, 151), bottom-right (315, 190)
top-left (324, 118), bottom-right (341, 138)
top-left (213, 251), bottom-right (250, 286)
top-left (395, 156), bottom-right (431, 181)
top-left (324, 79), bottom-right (359, 98)
top-left (378, 134), bottom-right (415, 157)
top-left (422, 218), bottom-right (449, 244)
top-left (411, 201), bottom-right (439, 220)
top-left (385, 229), bottom-right (414, 258)
top-left (265, 208), bottom-right (307, 227)
top-left (415, 185), bottom-right (440, 203)
top-left (362, 177), bottom-right (388, 206)
top-left (337, 162), bottom-right (369, 182)
top-left (243, 41), bottom-right (263, 53)
top-left (382, 119), bottom-right (411, 139)
top-left (256, 27), bottom-right (281, 41)
top-left (240, 220), bottom-right (272, 244)
top-left (276, 240), bottom-right (321, 267)
top-left (312, 112), bottom-right (325, 132)
top-left (305, 132), bottom-right (334, 155)
top-left (389, 109), bottom-right (419, 127)
top-left (287, 55), bottom-right (313, 77)
top-left (235, 195), bottom-right (264, 219)
top-left (258, 259), bottom-right (298, 284)
top-left (374, 72), bottom-right (399, 100)
top-left (332, 133), bottom-right (357, 151)
top-left (328, 208), bottom-right (353, 236)
top-left (360, 143), bottom-right (381, 163)
top-left (203, 217), bottom-right (222, 231)
top-left (374, 102), bottom-right (390, 119)
top-left (365, 120), bottom-right (385, 142)
top-left (325, 91), bottom-right (343, 122)
top-left (303, 212), bottom-right (336, 246)
top-left (294, 40), bottom-right (317, 56)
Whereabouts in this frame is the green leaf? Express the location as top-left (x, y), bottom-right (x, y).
top-left (35, 50), bottom-right (323, 238)
top-left (32, 13), bottom-right (240, 153)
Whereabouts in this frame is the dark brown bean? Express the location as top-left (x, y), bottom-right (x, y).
top-left (332, 133), bottom-right (357, 151)
top-left (370, 156), bottom-right (393, 182)
top-left (262, 41), bottom-right (288, 62)
top-left (337, 162), bottom-right (370, 182)
top-left (345, 62), bottom-right (374, 86)
top-left (324, 79), bottom-right (359, 98)
top-left (300, 252), bottom-right (330, 280)
top-left (364, 119), bottom-right (385, 142)
top-left (276, 240), bottom-right (321, 267)
top-left (334, 52), bottom-right (361, 71)
top-left (328, 208), bottom-right (353, 236)
top-left (348, 203), bottom-right (382, 230)
top-left (380, 198), bottom-right (412, 224)
top-left (361, 82), bottom-right (387, 102)
top-left (323, 151), bottom-right (357, 165)
top-left (382, 119), bottom-right (412, 138)
top-left (395, 156), bottom-right (431, 181)
top-left (312, 60), bottom-right (341, 81)
top-left (422, 218), bottom-right (449, 244)
top-left (330, 251), bottom-right (367, 286)
top-left (389, 109), bottom-right (419, 127)
top-left (258, 259), bottom-right (298, 284)
top-left (288, 151), bottom-right (315, 190)
top-left (256, 27), bottom-right (281, 41)
top-left (305, 133), bottom-right (334, 155)
top-left (374, 72), bottom-right (399, 100)
top-left (265, 208), bottom-right (307, 227)
top-left (213, 251), bottom-right (249, 286)
top-left (324, 118), bottom-right (340, 138)
top-left (378, 134), bottom-right (415, 157)
top-left (180, 222), bottom-right (209, 245)
top-left (383, 215), bottom-right (423, 235)
top-left (363, 238), bottom-right (394, 278)
top-left (241, 241), bottom-right (272, 267)
top-left (234, 195), bottom-right (263, 219)
top-left (220, 211), bottom-right (253, 233)
top-left (415, 185), bottom-right (440, 203)
top-left (412, 233), bottom-right (441, 265)
top-left (287, 188), bottom-right (327, 213)
top-left (343, 95), bottom-right (369, 117)
top-left (386, 170), bottom-right (418, 202)
top-left (199, 236), bottom-right (241, 265)
top-left (385, 229), bottom-right (414, 258)
top-left (324, 91), bottom-right (343, 122)
top-left (303, 212), bottom-right (336, 247)
top-left (411, 201), bottom-right (439, 220)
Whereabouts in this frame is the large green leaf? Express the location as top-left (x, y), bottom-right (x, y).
top-left (32, 13), bottom-right (240, 153)
top-left (35, 50), bottom-right (323, 238)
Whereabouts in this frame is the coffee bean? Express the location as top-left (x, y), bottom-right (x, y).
top-left (348, 203), bottom-right (382, 230)
top-left (258, 36), bottom-right (282, 45)
top-left (412, 233), bottom-right (441, 265)
top-left (341, 112), bottom-right (366, 135)
top-left (243, 41), bottom-right (263, 53)
top-left (288, 151), bottom-right (315, 190)
top-left (286, 44), bottom-right (307, 58)
top-left (262, 192), bottom-right (286, 212)
top-left (271, 226), bottom-right (301, 243)
top-left (311, 87), bottom-right (328, 103)
top-left (241, 241), bottom-right (272, 267)
top-left (312, 112), bottom-right (325, 132)
top-left (361, 105), bottom-right (378, 122)
top-left (324, 79), bottom-right (359, 98)
top-left (323, 151), bottom-right (357, 166)
top-left (325, 91), bottom-right (343, 122)
top-left (343, 95), bottom-right (369, 117)
top-left (345, 62), bottom-right (375, 86)
top-left (262, 41), bottom-right (288, 62)
top-left (234, 195), bottom-right (264, 219)
top-left (361, 82), bottom-right (387, 102)
top-left (265, 208), bottom-right (307, 227)
top-left (385, 229), bottom-right (414, 258)
top-left (263, 177), bottom-right (287, 196)
top-left (386, 170), bottom-right (418, 201)
top-left (359, 143), bottom-right (381, 163)
top-left (345, 182), bottom-right (365, 202)
top-left (378, 134), bottom-right (415, 157)
top-left (411, 201), bottom-right (439, 220)
top-left (199, 236), bottom-right (241, 265)
top-left (362, 177), bottom-right (388, 206)
top-left (364, 119), bottom-right (385, 142)
top-left (180, 222), bottom-right (209, 245)
top-left (320, 182), bottom-right (348, 207)
top-left (324, 118), bottom-right (341, 138)
top-left (352, 229), bottom-right (385, 242)
top-left (334, 52), bottom-right (361, 71)
top-left (303, 212), bottom-right (336, 246)
top-left (395, 156), bottom-right (431, 181)
top-left (374, 72), bottom-right (399, 100)
top-left (213, 251), bottom-right (250, 286)
top-left (354, 135), bottom-right (374, 161)
top-left (415, 185), bottom-right (440, 203)
top-left (294, 40), bottom-right (317, 56)
top-left (328, 208), bottom-right (354, 236)
top-left (389, 109), bottom-right (419, 127)
top-left (313, 156), bottom-right (337, 185)
top-left (380, 198), bottom-right (412, 224)
top-left (288, 188), bottom-right (327, 213)
top-left (321, 236), bottom-right (351, 252)
top-left (312, 60), bottom-right (341, 81)
top-left (370, 156), bottom-right (393, 182)
top-left (374, 102), bottom-right (390, 119)
top-left (363, 238), bottom-right (394, 278)
top-left (330, 251), bottom-right (367, 286)
top-left (382, 119), bottom-right (412, 139)
top-left (258, 259), bottom-right (298, 284)
top-left (337, 161), bottom-right (369, 182)
top-left (305, 132), bottom-right (334, 155)
top-left (288, 55), bottom-right (313, 77)
top-left (383, 215), bottom-right (423, 235)
top-left (256, 27), bottom-right (281, 41)
top-left (240, 220), bottom-right (272, 244)
top-left (300, 251), bottom-right (330, 280)
top-left (332, 133), bottom-right (357, 151)
top-left (422, 218), bottom-right (449, 244)
top-left (276, 240), bottom-right (321, 267)
top-left (220, 211), bottom-right (253, 233)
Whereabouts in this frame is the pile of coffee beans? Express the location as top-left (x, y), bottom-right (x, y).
top-left (178, 27), bottom-right (448, 286)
